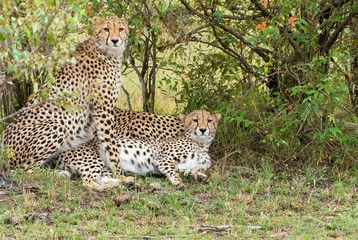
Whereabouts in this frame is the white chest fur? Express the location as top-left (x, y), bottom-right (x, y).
top-left (118, 139), bottom-right (211, 176)
top-left (175, 151), bottom-right (211, 171)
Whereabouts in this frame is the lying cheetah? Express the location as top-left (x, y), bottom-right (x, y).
top-left (54, 110), bottom-right (221, 189)
top-left (118, 110), bottom-right (221, 188)
top-left (54, 108), bottom-right (185, 190)
top-left (4, 16), bottom-right (129, 181)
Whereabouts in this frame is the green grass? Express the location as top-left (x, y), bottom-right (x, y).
top-left (0, 163), bottom-right (357, 239)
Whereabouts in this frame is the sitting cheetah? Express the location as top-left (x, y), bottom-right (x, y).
top-left (3, 16), bottom-right (129, 183)
top-left (54, 108), bottom-right (186, 190)
top-left (54, 110), bottom-right (221, 189)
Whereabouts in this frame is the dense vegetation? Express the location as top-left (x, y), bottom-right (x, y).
top-left (0, 1), bottom-right (357, 238)
top-left (1, 1), bottom-right (358, 168)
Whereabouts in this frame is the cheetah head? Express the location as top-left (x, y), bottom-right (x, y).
top-left (93, 16), bottom-right (129, 58)
top-left (180, 110), bottom-right (221, 145)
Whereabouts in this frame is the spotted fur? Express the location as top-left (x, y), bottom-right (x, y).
top-left (3, 16), bottom-right (129, 187)
top-left (55, 110), bottom-right (221, 189)
top-left (53, 109), bottom-right (185, 190)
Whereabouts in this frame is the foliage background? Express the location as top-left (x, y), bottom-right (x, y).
top-left (1, 0), bottom-right (358, 169)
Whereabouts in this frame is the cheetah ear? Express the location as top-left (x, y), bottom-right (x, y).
top-left (91, 16), bottom-right (99, 24)
top-left (215, 113), bottom-right (222, 121)
top-left (179, 114), bottom-right (186, 121)
top-left (91, 16), bottom-right (104, 26)
top-left (120, 17), bottom-right (128, 24)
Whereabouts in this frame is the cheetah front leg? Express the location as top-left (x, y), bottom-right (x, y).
top-left (154, 155), bottom-right (185, 189)
top-left (92, 105), bottom-right (123, 177)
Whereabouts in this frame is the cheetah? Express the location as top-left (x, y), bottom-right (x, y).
top-left (54, 110), bottom-right (221, 189)
top-left (118, 110), bottom-right (221, 188)
top-left (3, 16), bottom-right (130, 184)
top-left (53, 108), bottom-right (186, 190)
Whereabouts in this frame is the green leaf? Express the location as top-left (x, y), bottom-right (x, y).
top-left (32, 22), bottom-right (40, 33)
top-left (23, 25), bottom-right (31, 39)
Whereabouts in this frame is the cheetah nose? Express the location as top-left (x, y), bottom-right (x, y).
top-left (111, 39), bottom-right (119, 45)
top-left (199, 128), bottom-right (206, 134)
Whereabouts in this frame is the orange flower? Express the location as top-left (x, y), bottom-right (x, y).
top-left (86, 5), bottom-right (90, 15)
top-left (264, 0), bottom-right (268, 8)
top-left (289, 105), bottom-right (294, 110)
top-left (285, 88), bottom-right (288, 93)
top-left (261, 20), bottom-right (267, 31)
top-left (228, 66), bottom-right (232, 70)
top-left (288, 16), bottom-right (296, 24)
top-left (256, 20), bottom-right (267, 31)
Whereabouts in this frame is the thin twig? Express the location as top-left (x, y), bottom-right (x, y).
top-left (121, 85), bottom-right (132, 111)
top-left (30, 0), bottom-right (64, 55)
top-left (115, 232), bottom-right (206, 239)
top-left (0, 99), bottom-right (58, 123)
top-left (217, 150), bottom-right (241, 162)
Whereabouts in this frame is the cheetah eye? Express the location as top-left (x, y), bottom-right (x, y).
top-left (208, 119), bottom-right (212, 123)
top-left (193, 119), bottom-right (198, 123)
top-left (103, 28), bottom-right (109, 32)
top-left (119, 28), bottom-right (124, 32)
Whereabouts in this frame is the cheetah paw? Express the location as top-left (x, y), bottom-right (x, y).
top-left (101, 176), bottom-right (121, 185)
top-left (173, 181), bottom-right (185, 190)
top-left (196, 172), bottom-right (209, 183)
top-left (53, 170), bottom-right (72, 179)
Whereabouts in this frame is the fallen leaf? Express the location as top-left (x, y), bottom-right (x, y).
top-left (26, 212), bottom-right (52, 225)
top-left (149, 182), bottom-right (162, 192)
top-left (10, 213), bottom-right (21, 224)
top-left (113, 193), bottom-right (132, 206)
top-left (147, 201), bottom-right (160, 210)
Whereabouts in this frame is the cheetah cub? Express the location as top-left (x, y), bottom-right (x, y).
top-left (118, 110), bottom-right (221, 188)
